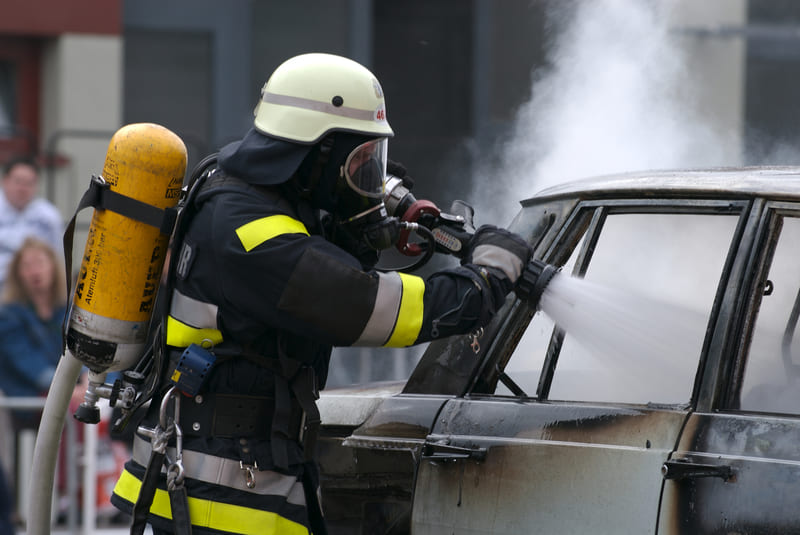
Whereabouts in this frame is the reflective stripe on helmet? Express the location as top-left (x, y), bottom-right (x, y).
top-left (165, 315), bottom-right (223, 348)
top-left (235, 215), bottom-right (309, 252)
top-left (262, 91), bottom-right (377, 122)
top-left (113, 469), bottom-right (309, 535)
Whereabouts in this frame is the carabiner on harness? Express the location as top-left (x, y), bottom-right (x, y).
top-left (132, 386), bottom-right (193, 535)
top-left (470, 327), bottom-right (484, 354)
top-left (162, 387), bottom-right (193, 534)
top-left (239, 460), bottom-right (258, 489)
top-left (163, 386), bottom-right (186, 492)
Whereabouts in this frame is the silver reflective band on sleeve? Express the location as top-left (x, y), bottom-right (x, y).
top-left (170, 289), bottom-right (219, 329)
top-left (471, 243), bottom-right (524, 281)
top-left (353, 271), bottom-right (403, 346)
top-left (132, 435), bottom-right (306, 505)
top-left (262, 92), bottom-right (376, 122)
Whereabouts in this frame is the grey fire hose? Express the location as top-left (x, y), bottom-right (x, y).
top-left (27, 350), bottom-right (84, 535)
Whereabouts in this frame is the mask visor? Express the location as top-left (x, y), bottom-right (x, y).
top-left (343, 138), bottom-right (387, 199)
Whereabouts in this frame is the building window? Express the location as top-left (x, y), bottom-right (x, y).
top-left (0, 61), bottom-right (15, 132)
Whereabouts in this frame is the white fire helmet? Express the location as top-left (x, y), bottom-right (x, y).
top-left (253, 53), bottom-right (394, 144)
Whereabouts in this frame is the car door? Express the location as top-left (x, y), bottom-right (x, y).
top-left (411, 200), bottom-right (746, 534)
top-left (316, 200), bottom-right (563, 535)
top-left (659, 203), bottom-right (800, 533)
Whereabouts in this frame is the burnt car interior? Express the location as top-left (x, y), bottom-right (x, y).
top-left (738, 209), bottom-right (800, 414)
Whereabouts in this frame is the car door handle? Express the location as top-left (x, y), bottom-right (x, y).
top-left (661, 459), bottom-right (734, 481)
top-left (421, 442), bottom-right (487, 462)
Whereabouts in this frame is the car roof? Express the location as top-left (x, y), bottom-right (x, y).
top-left (524, 166), bottom-right (800, 205)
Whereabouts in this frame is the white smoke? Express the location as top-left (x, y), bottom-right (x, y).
top-left (474, 0), bottom-right (732, 224)
top-left (487, 1), bottom-right (745, 403)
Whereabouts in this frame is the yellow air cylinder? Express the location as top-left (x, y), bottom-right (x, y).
top-left (67, 123), bottom-right (186, 373)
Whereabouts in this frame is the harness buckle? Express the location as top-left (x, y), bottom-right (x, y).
top-left (160, 386), bottom-right (188, 492)
top-left (470, 327), bottom-right (484, 353)
top-left (239, 460), bottom-right (258, 489)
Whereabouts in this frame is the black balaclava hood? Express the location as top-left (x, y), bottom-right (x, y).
top-left (305, 131), bottom-right (374, 214)
top-left (217, 128), bottom-right (312, 185)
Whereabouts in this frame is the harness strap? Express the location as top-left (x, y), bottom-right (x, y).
top-left (301, 462), bottom-right (328, 535)
top-left (130, 448), bottom-right (166, 535)
top-left (178, 392), bottom-right (303, 439)
top-left (168, 486), bottom-right (192, 535)
top-left (85, 175), bottom-right (178, 233)
top-left (292, 368), bottom-right (321, 462)
top-left (271, 374), bottom-right (292, 471)
top-left (272, 340), bottom-right (324, 533)
top-left (274, 338), bottom-right (321, 465)
top-left (61, 175), bottom-right (178, 350)
top-left (131, 435), bottom-right (308, 502)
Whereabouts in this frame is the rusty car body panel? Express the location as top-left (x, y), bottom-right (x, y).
top-left (317, 167), bottom-right (800, 534)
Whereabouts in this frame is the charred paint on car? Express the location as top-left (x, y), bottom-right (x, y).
top-left (318, 167), bottom-right (800, 534)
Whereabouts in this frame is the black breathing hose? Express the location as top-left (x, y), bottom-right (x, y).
top-left (381, 222), bottom-right (437, 273)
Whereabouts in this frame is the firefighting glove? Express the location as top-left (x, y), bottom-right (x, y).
top-left (387, 159), bottom-right (415, 190)
top-left (456, 225), bottom-right (532, 327)
top-left (463, 225), bottom-right (532, 284)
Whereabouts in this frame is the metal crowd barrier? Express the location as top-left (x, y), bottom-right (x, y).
top-left (0, 396), bottom-right (122, 534)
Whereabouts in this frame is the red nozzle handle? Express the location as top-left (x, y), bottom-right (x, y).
top-left (396, 199), bottom-right (440, 256)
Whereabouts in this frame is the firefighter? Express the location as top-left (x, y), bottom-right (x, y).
top-left (110, 52), bottom-right (543, 535)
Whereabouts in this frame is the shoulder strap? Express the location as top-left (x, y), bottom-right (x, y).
top-left (108, 155), bottom-right (219, 435)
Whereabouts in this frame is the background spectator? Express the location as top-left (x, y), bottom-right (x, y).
top-left (0, 237), bottom-right (67, 407)
top-left (0, 156), bottom-right (63, 291)
top-left (0, 237), bottom-right (67, 531)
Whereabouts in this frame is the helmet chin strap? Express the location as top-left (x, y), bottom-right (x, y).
top-left (342, 202), bottom-right (386, 224)
top-left (297, 136), bottom-right (335, 200)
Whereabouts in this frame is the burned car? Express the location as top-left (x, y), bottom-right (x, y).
top-left (316, 167), bottom-right (800, 534)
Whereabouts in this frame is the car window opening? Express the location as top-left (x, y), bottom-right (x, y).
top-left (502, 211), bottom-right (740, 406)
top-left (741, 214), bottom-right (800, 415)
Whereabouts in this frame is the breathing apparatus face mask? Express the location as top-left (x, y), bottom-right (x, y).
top-left (334, 137), bottom-right (400, 253)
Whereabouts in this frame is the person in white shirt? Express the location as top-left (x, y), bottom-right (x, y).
top-left (0, 157), bottom-right (63, 289)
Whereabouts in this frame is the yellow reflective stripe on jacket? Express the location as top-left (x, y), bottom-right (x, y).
top-left (166, 315), bottom-right (224, 348)
top-left (235, 215), bottom-right (309, 252)
top-left (113, 470), bottom-right (308, 535)
top-left (385, 272), bottom-right (424, 347)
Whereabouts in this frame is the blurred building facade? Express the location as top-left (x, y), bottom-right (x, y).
top-left (6, 0), bottom-right (799, 237)
top-left (2, 0), bottom-right (800, 386)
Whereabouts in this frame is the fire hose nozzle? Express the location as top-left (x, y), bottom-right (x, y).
top-left (515, 259), bottom-right (559, 309)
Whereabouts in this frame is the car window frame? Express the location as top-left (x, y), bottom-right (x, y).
top-left (724, 200), bottom-right (800, 414)
top-left (403, 197), bottom-right (576, 397)
top-left (462, 199), bottom-right (595, 397)
top-left (474, 196), bottom-right (753, 410)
